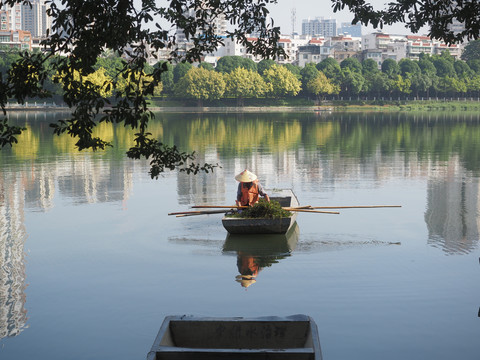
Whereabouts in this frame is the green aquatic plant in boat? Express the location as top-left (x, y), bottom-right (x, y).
top-left (227, 199), bottom-right (292, 219)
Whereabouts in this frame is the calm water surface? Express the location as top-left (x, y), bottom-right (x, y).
top-left (1, 110), bottom-right (479, 360)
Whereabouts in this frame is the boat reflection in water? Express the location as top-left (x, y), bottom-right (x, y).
top-left (222, 222), bottom-right (300, 288)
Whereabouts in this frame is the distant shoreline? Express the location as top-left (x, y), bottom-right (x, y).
top-left (4, 100), bottom-right (480, 112)
top-left (4, 104), bottom-right (332, 112)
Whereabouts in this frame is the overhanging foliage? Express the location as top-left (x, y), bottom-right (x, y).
top-left (0, 0), bottom-right (284, 178)
top-left (331, 0), bottom-right (480, 44)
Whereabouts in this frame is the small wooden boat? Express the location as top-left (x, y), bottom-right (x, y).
top-left (147, 314), bottom-right (322, 360)
top-left (221, 189), bottom-right (299, 235)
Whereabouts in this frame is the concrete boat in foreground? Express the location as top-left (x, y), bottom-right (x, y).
top-left (147, 314), bottom-right (322, 360)
top-left (221, 189), bottom-right (299, 234)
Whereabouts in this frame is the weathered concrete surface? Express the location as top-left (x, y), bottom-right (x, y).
top-left (147, 314), bottom-right (322, 360)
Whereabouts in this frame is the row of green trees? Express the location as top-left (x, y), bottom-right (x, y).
top-left (151, 49), bottom-right (480, 102)
top-left (164, 50), bottom-right (480, 102)
top-left (4, 48), bottom-right (480, 104)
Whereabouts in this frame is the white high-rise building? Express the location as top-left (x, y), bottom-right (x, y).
top-left (174, 7), bottom-right (228, 61)
top-left (302, 17), bottom-right (337, 37)
top-left (0, 2), bottom-right (22, 31)
top-left (1, 0), bottom-right (50, 37)
top-left (176, 8), bottom-right (227, 43)
top-left (339, 22), bottom-right (362, 37)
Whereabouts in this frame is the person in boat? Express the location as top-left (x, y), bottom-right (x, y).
top-left (235, 169), bottom-right (270, 207)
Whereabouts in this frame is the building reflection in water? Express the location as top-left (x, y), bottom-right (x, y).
top-left (222, 223), bottom-right (300, 288)
top-left (0, 173), bottom-right (28, 340)
top-left (176, 151), bottom-right (227, 206)
top-left (0, 143), bottom-right (136, 342)
top-left (425, 159), bottom-right (480, 255)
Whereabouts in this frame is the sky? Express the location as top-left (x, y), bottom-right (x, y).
top-left (267, 0), bottom-right (429, 36)
top-left (144, 0), bottom-right (430, 37)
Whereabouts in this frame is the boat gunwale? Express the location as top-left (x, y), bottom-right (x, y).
top-left (147, 314), bottom-right (322, 360)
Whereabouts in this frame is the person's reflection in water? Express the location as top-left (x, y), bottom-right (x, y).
top-left (235, 252), bottom-right (261, 289)
top-left (225, 223), bottom-right (300, 289)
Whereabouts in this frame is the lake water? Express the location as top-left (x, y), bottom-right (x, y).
top-left (1, 110), bottom-right (479, 360)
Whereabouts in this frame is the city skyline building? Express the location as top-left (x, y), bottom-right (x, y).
top-left (174, 6), bottom-right (228, 61)
top-left (302, 17), bottom-right (337, 37)
top-left (1, 0), bottom-right (50, 36)
top-left (0, 2), bottom-right (21, 31)
top-left (175, 8), bottom-right (227, 43)
top-left (339, 22), bottom-right (362, 37)
top-left (21, 0), bottom-right (50, 38)
top-left (0, 0), bottom-right (49, 50)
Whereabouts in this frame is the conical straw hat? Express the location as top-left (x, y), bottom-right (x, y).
top-left (236, 275), bottom-right (257, 288)
top-left (235, 169), bottom-right (257, 182)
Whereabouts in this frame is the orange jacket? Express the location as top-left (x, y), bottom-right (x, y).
top-left (238, 254), bottom-right (260, 277)
top-left (238, 180), bottom-right (260, 206)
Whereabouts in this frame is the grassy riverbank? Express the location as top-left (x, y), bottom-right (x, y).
top-left (148, 97), bottom-right (480, 111)
top-left (144, 99), bottom-right (480, 112)
top-left (6, 98), bottom-right (480, 112)
top-left (331, 99), bottom-right (480, 111)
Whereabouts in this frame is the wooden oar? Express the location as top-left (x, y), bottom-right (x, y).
top-left (191, 205), bottom-right (401, 209)
top-left (168, 209), bottom-right (231, 216)
top-left (191, 205), bottom-right (313, 210)
top-left (171, 209), bottom-right (231, 217)
top-left (283, 208), bottom-right (340, 214)
top-left (172, 205), bottom-right (399, 216)
top-left (191, 205), bottom-right (247, 209)
top-left (171, 207), bottom-right (339, 217)
top-left (169, 210), bottom-right (203, 216)
top-left (176, 208), bottom-right (339, 215)
top-left (176, 210), bottom-right (229, 217)
top-left (309, 205), bottom-right (401, 209)
top-left (190, 205), bottom-right (338, 214)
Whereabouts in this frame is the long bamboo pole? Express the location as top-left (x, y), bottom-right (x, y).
top-left (170, 207), bottom-right (340, 216)
top-left (173, 208), bottom-right (339, 216)
top-left (168, 210), bottom-right (227, 216)
top-left (283, 208), bottom-right (340, 214)
top-left (169, 211), bottom-right (202, 215)
top-left (178, 205), bottom-right (400, 215)
top-left (191, 205), bottom-right (401, 210)
top-left (191, 205), bottom-right (246, 209)
top-left (309, 205), bottom-right (401, 209)
top-left (176, 210), bottom-right (229, 217)
top-left (191, 205), bottom-right (313, 210)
